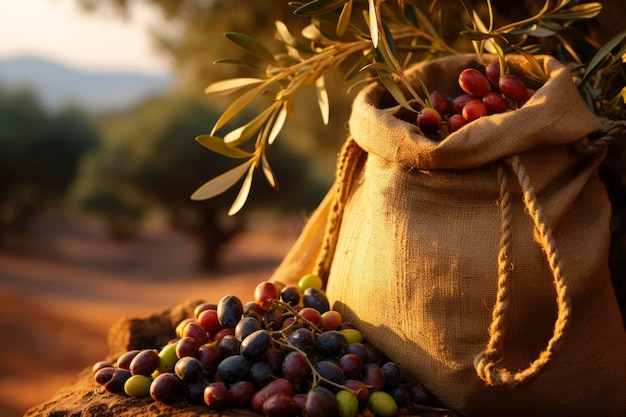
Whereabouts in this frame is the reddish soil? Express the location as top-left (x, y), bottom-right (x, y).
top-left (0, 211), bottom-right (305, 417)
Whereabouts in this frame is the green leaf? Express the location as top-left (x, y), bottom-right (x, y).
top-left (471, 9), bottom-right (498, 55)
top-left (368, 0), bottom-right (379, 47)
top-left (274, 53), bottom-right (302, 67)
top-left (510, 23), bottom-right (556, 37)
top-left (228, 163), bottom-right (256, 215)
top-left (294, 0), bottom-right (350, 16)
top-left (344, 50), bottom-right (374, 81)
top-left (336, 0), bottom-right (352, 37)
top-left (268, 103), bottom-right (288, 145)
top-left (275, 21), bottom-right (315, 56)
top-left (511, 45), bottom-right (548, 83)
top-left (211, 85), bottom-right (264, 135)
top-left (579, 30), bottom-right (626, 87)
top-left (316, 76), bottom-right (330, 125)
top-left (301, 23), bottom-right (327, 42)
top-left (195, 135), bottom-right (253, 158)
top-left (377, 71), bottom-right (414, 112)
top-left (551, 3), bottom-right (602, 20)
top-left (261, 153), bottom-right (278, 189)
top-left (460, 30), bottom-right (497, 41)
top-left (403, 4), bottom-right (419, 28)
top-left (412, 4), bottom-right (440, 39)
top-left (459, 0), bottom-right (475, 24)
top-left (204, 78), bottom-right (265, 96)
top-left (213, 58), bottom-right (263, 71)
top-left (276, 73), bottom-right (308, 100)
top-left (225, 32), bottom-right (280, 66)
top-left (191, 159), bottom-right (254, 201)
top-left (382, 21), bottom-right (396, 59)
top-left (224, 104), bottom-right (278, 146)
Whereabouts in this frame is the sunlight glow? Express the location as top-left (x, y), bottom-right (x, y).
top-left (0, 0), bottom-right (171, 75)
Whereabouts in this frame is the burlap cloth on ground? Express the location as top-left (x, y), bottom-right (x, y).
top-left (271, 54), bottom-right (626, 417)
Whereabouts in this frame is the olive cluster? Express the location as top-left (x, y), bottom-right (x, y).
top-left (416, 62), bottom-right (533, 140)
top-left (92, 274), bottom-right (438, 417)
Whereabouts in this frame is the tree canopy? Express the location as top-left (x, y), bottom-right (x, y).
top-left (0, 87), bottom-right (100, 236)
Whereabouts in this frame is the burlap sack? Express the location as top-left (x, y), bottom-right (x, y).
top-left (271, 54), bottom-right (626, 416)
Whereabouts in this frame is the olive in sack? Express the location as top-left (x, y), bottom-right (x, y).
top-left (217, 295), bottom-right (243, 328)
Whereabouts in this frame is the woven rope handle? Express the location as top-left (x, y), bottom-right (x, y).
top-left (314, 137), bottom-right (365, 282)
top-left (573, 118), bottom-right (626, 154)
top-left (474, 154), bottom-right (572, 387)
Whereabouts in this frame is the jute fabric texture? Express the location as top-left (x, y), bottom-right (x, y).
top-left (271, 54), bottom-right (626, 416)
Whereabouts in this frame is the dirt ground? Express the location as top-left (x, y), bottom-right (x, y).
top-left (0, 210), bottom-right (306, 417)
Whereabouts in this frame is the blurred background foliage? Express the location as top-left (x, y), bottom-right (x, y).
top-left (1, 0), bottom-right (624, 317)
top-left (69, 92), bottom-right (322, 268)
top-left (0, 87), bottom-right (100, 241)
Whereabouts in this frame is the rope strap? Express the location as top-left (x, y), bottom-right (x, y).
top-left (314, 137), bottom-right (365, 280)
top-left (474, 155), bottom-right (572, 387)
top-left (573, 118), bottom-right (626, 154)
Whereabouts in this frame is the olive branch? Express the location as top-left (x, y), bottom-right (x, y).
top-left (191, 0), bottom-right (625, 215)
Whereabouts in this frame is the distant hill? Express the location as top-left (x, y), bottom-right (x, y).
top-left (0, 55), bottom-right (175, 114)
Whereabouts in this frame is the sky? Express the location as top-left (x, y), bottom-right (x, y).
top-left (0, 0), bottom-right (172, 76)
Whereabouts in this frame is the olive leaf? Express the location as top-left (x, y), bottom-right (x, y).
top-left (204, 78), bottom-right (265, 96)
top-left (578, 30), bottom-right (626, 88)
top-left (195, 135), bottom-right (253, 159)
top-left (276, 72), bottom-right (309, 100)
top-left (511, 45), bottom-right (548, 83)
top-left (268, 102), bottom-right (289, 145)
top-left (223, 104), bottom-right (280, 146)
top-left (344, 51), bottom-right (374, 81)
top-left (228, 163), bottom-right (256, 216)
top-left (408, 4), bottom-right (440, 40)
top-left (211, 84), bottom-right (266, 135)
top-left (213, 58), bottom-right (263, 71)
top-left (368, 0), bottom-right (379, 48)
top-left (191, 159), bottom-right (254, 201)
top-left (551, 3), bottom-right (602, 20)
top-left (301, 23), bottom-right (328, 42)
top-left (225, 32), bottom-right (281, 67)
top-left (510, 23), bottom-right (556, 38)
top-left (336, 0), bottom-right (353, 37)
top-left (316, 76), bottom-right (330, 125)
top-left (193, 0), bottom-right (621, 212)
top-left (261, 153), bottom-right (278, 189)
top-left (294, 0), bottom-right (350, 16)
top-left (275, 21), bottom-right (315, 56)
